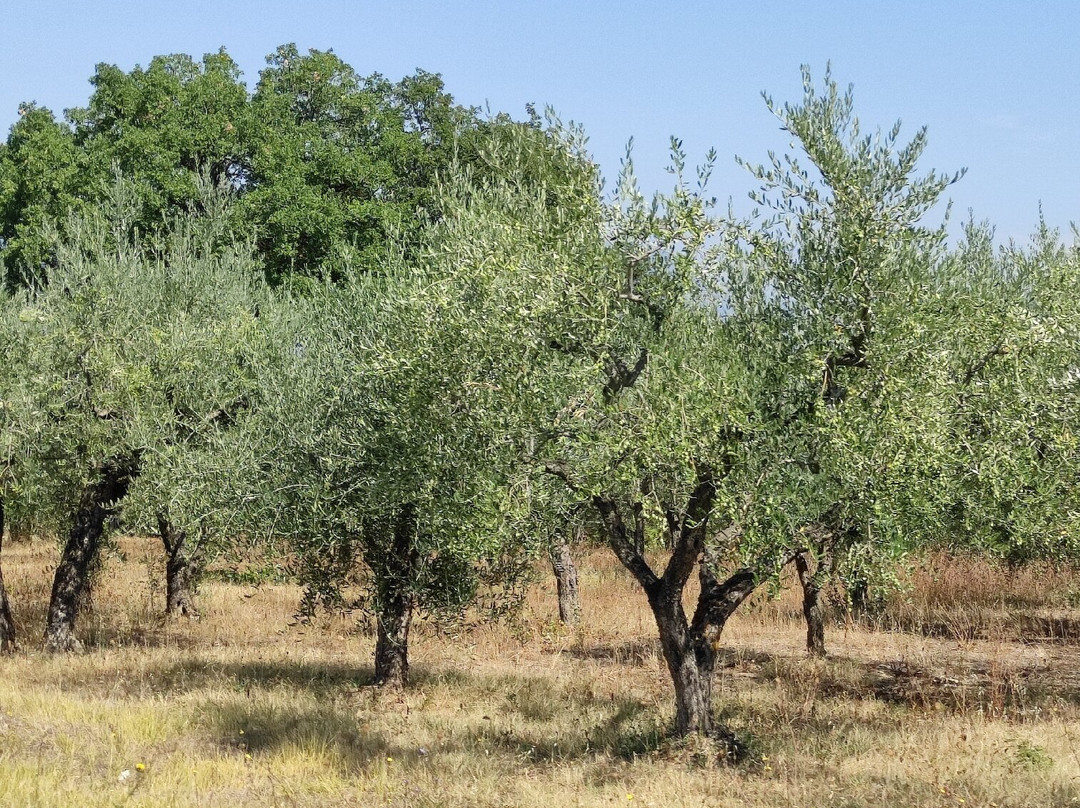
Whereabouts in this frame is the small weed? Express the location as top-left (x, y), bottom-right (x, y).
top-left (1012, 738), bottom-right (1054, 769)
top-left (203, 563), bottom-right (291, 586)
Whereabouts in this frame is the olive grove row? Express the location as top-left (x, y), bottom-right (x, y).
top-left (1, 59), bottom-right (1078, 746)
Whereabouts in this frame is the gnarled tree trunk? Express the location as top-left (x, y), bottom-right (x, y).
top-left (374, 599), bottom-right (413, 687)
top-left (649, 585), bottom-right (715, 735)
top-left (44, 454), bottom-right (139, 652)
top-left (371, 504), bottom-right (418, 687)
top-left (549, 526), bottom-right (581, 626)
top-left (795, 549), bottom-right (831, 657)
top-left (643, 558), bottom-right (758, 742)
top-left (592, 471), bottom-right (757, 748)
top-left (0, 498), bottom-right (16, 652)
top-left (157, 514), bottom-right (204, 618)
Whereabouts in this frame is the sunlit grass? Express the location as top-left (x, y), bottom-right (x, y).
top-left (0, 538), bottom-right (1077, 806)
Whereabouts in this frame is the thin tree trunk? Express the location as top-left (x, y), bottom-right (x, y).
top-left (847, 575), bottom-right (870, 616)
top-left (549, 528), bottom-right (581, 626)
top-left (157, 514), bottom-right (204, 618)
top-left (372, 504), bottom-right (418, 687)
top-left (374, 599), bottom-right (413, 687)
top-left (0, 498), bottom-right (16, 652)
top-left (795, 551), bottom-right (827, 657)
top-left (44, 454), bottom-right (139, 652)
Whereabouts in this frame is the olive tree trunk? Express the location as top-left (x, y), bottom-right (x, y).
top-left (794, 550), bottom-right (831, 657)
top-left (157, 514), bottom-right (204, 618)
top-left (591, 472), bottom-right (759, 747)
top-left (643, 556), bottom-right (758, 741)
top-left (0, 498), bottom-right (16, 652)
top-left (549, 527), bottom-right (581, 626)
top-left (371, 504), bottom-right (418, 687)
top-left (44, 454), bottom-right (139, 652)
top-left (649, 585), bottom-right (715, 735)
top-left (374, 598), bottom-right (413, 687)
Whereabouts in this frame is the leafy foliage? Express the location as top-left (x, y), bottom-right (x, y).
top-left (0, 45), bottom-right (494, 288)
top-left (938, 221), bottom-right (1080, 564)
top-left (0, 178), bottom-right (267, 553)
top-left (1, 56), bottom-right (1078, 740)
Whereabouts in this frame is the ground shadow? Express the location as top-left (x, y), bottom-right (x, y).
top-left (157, 658), bottom-right (377, 697)
top-left (187, 661), bottom-right (668, 775)
top-left (853, 612), bottom-right (1080, 644)
top-left (205, 697), bottom-right (394, 774)
top-left (714, 644), bottom-right (1080, 715)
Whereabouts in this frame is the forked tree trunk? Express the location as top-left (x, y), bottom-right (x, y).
top-left (157, 514), bottom-right (204, 618)
top-left (44, 454), bottom-right (139, 652)
top-left (0, 498), bottom-right (16, 652)
top-left (649, 587), bottom-right (715, 736)
top-left (590, 475), bottom-right (755, 750)
top-left (549, 527), bottom-right (581, 625)
top-left (371, 504), bottom-right (418, 687)
top-left (644, 565), bottom-right (757, 743)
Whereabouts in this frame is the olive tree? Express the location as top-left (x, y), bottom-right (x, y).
top-left (412, 114), bottom-right (766, 741)
top-left (0, 284), bottom-right (22, 649)
top-left (4, 180), bottom-right (266, 649)
top-left (728, 66), bottom-right (965, 657)
top-left (245, 111), bottom-right (627, 686)
top-left (935, 221), bottom-right (1080, 565)
top-left (450, 71), bottom-right (969, 743)
top-left (251, 230), bottom-right (542, 687)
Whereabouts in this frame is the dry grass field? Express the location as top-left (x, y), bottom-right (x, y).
top-left (0, 537), bottom-right (1079, 807)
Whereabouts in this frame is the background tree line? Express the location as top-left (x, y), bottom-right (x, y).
top-left (0, 43), bottom-right (510, 288)
top-left (1, 53), bottom-right (1078, 752)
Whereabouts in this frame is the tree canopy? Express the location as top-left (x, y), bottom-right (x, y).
top-left (0, 45), bottom-right (492, 289)
top-left (1, 57), bottom-right (1078, 749)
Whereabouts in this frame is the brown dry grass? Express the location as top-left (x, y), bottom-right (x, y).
top-left (0, 538), bottom-right (1078, 807)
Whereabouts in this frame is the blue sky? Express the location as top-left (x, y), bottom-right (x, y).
top-left (2, 1), bottom-right (1076, 243)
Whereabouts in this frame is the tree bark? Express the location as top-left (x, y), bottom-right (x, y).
top-left (157, 514), bottom-right (204, 618)
top-left (371, 504), bottom-right (418, 687)
top-left (0, 498), bottom-right (16, 652)
top-left (795, 551), bottom-right (828, 657)
top-left (549, 526), bottom-right (581, 626)
top-left (693, 565), bottom-right (759, 639)
top-left (374, 599), bottom-right (413, 687)
top-left (649, 586), bottom-right (715, 736)
top-left (44, 454), bottom-right (139, 652)
top-left (592, 474), bottom-right (745, 749)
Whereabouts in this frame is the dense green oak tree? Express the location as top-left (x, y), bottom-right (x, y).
top-left (0, 45), bottom-right (491, 288)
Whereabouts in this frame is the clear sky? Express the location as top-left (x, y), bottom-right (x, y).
top-left (2, 1), bottom-right (1077, 243)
